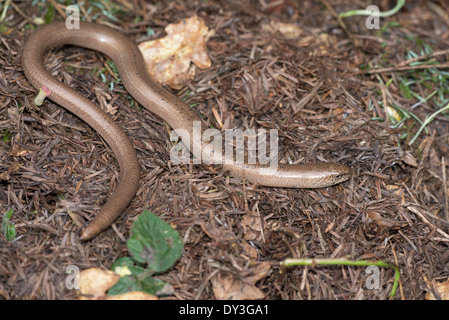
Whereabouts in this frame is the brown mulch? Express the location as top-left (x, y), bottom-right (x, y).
top-left (1, 0), bottom-right (449, 300)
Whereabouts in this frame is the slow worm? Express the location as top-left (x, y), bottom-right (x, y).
top-left (21, 22), bottom-right (352, 240)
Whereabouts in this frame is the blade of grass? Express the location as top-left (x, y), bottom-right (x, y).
top-left (409, 101), bottom-right (449, 145)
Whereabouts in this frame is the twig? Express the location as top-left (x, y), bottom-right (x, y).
top-left (320, 0), bottom-right (351, 38)
top-left (280, 257), bottom-right (400, 298)
top-left (397, 49), bottom-right (449, 67)
top-left (358, 62), bottom-right (449, 75)
top-left (48, 0), bottom-right (67, 19)
top-left (9, 1), bottom-right (36, 25)
top-left (427, 2), bottom-right (449, 28)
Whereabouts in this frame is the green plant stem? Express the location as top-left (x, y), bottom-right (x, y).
top-left (408, 101), bottom-right (449, 145)
top-left (339, 0), bottom-right (405, 18)
top-left (280, 257), bottom-right (400, 298)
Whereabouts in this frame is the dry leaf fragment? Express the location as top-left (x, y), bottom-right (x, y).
top-left (200, 221), bottom-right (237, 243)
top-left (0, 162), bottom-right (21, 181)
top-left (241, 214), bottom-right (265, 242)
top-left (244, 261), bottom-right (271, 285)
top-left (10, 145), bottom-right (32, 157)
top-left (138, 15), bottom-right (211, 89)
top-left (425, 278), bottom-right (449, 300)
top-left (94, 87), bottom-right (118, 115)
top-left (386, 184), bottom-right (402, 195)
top-left (240, 241), bottom-right (258, 261)
top-left (366, 211), bottom-right (407, 229)
top-left (334, 107), bottom-right (346, 120)
top-left (261, 21), bottom-right (302, 39)
top-left (211, 273), bottom-right (265, 300)
top-left (211, 260), bottom-right (270, 300)
top-left (403, 151), bottom-right (418, 167)
top-left (78, 268), bottom-right (119, 300)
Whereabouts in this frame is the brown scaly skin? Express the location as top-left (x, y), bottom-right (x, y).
top-left (21, 22), bottom-right (352, 240)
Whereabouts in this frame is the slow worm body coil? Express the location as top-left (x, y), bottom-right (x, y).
top-left (21, 22), bottom-right (352, 240)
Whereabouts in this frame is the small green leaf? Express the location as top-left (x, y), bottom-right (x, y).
top-left (108, 273), bottom-right (170, 296)
top-left (4, 208), bottom-right (13, 219)
top-left (2, 208), bottom-right (16, 241)
top-left (127, 210), bottom-right (183, 273)
top-left (1, 129), bottom-right (11, 142)
top-left (108, 210), bottom-right (182, 296)
top-left (111, 256), bottom-right (141, 270)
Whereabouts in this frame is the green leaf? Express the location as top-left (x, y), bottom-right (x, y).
top-left (111, 256), bottom-right (141, 270)
top-left (127, 210), bottom-right (183, 273)
top-left (2, 208), bottom-right (16, 241)
top-left (109, 257), bottom-right (173, 296)
top-left (1, 129), bottom-right (11, 142)
top-left (44, 3), bottom-right (55, 24)
top-left (108, 273), bottom-right (170, 296)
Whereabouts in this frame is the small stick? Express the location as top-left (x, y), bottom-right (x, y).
top-left (280, 257), bottom-right (400, 298)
